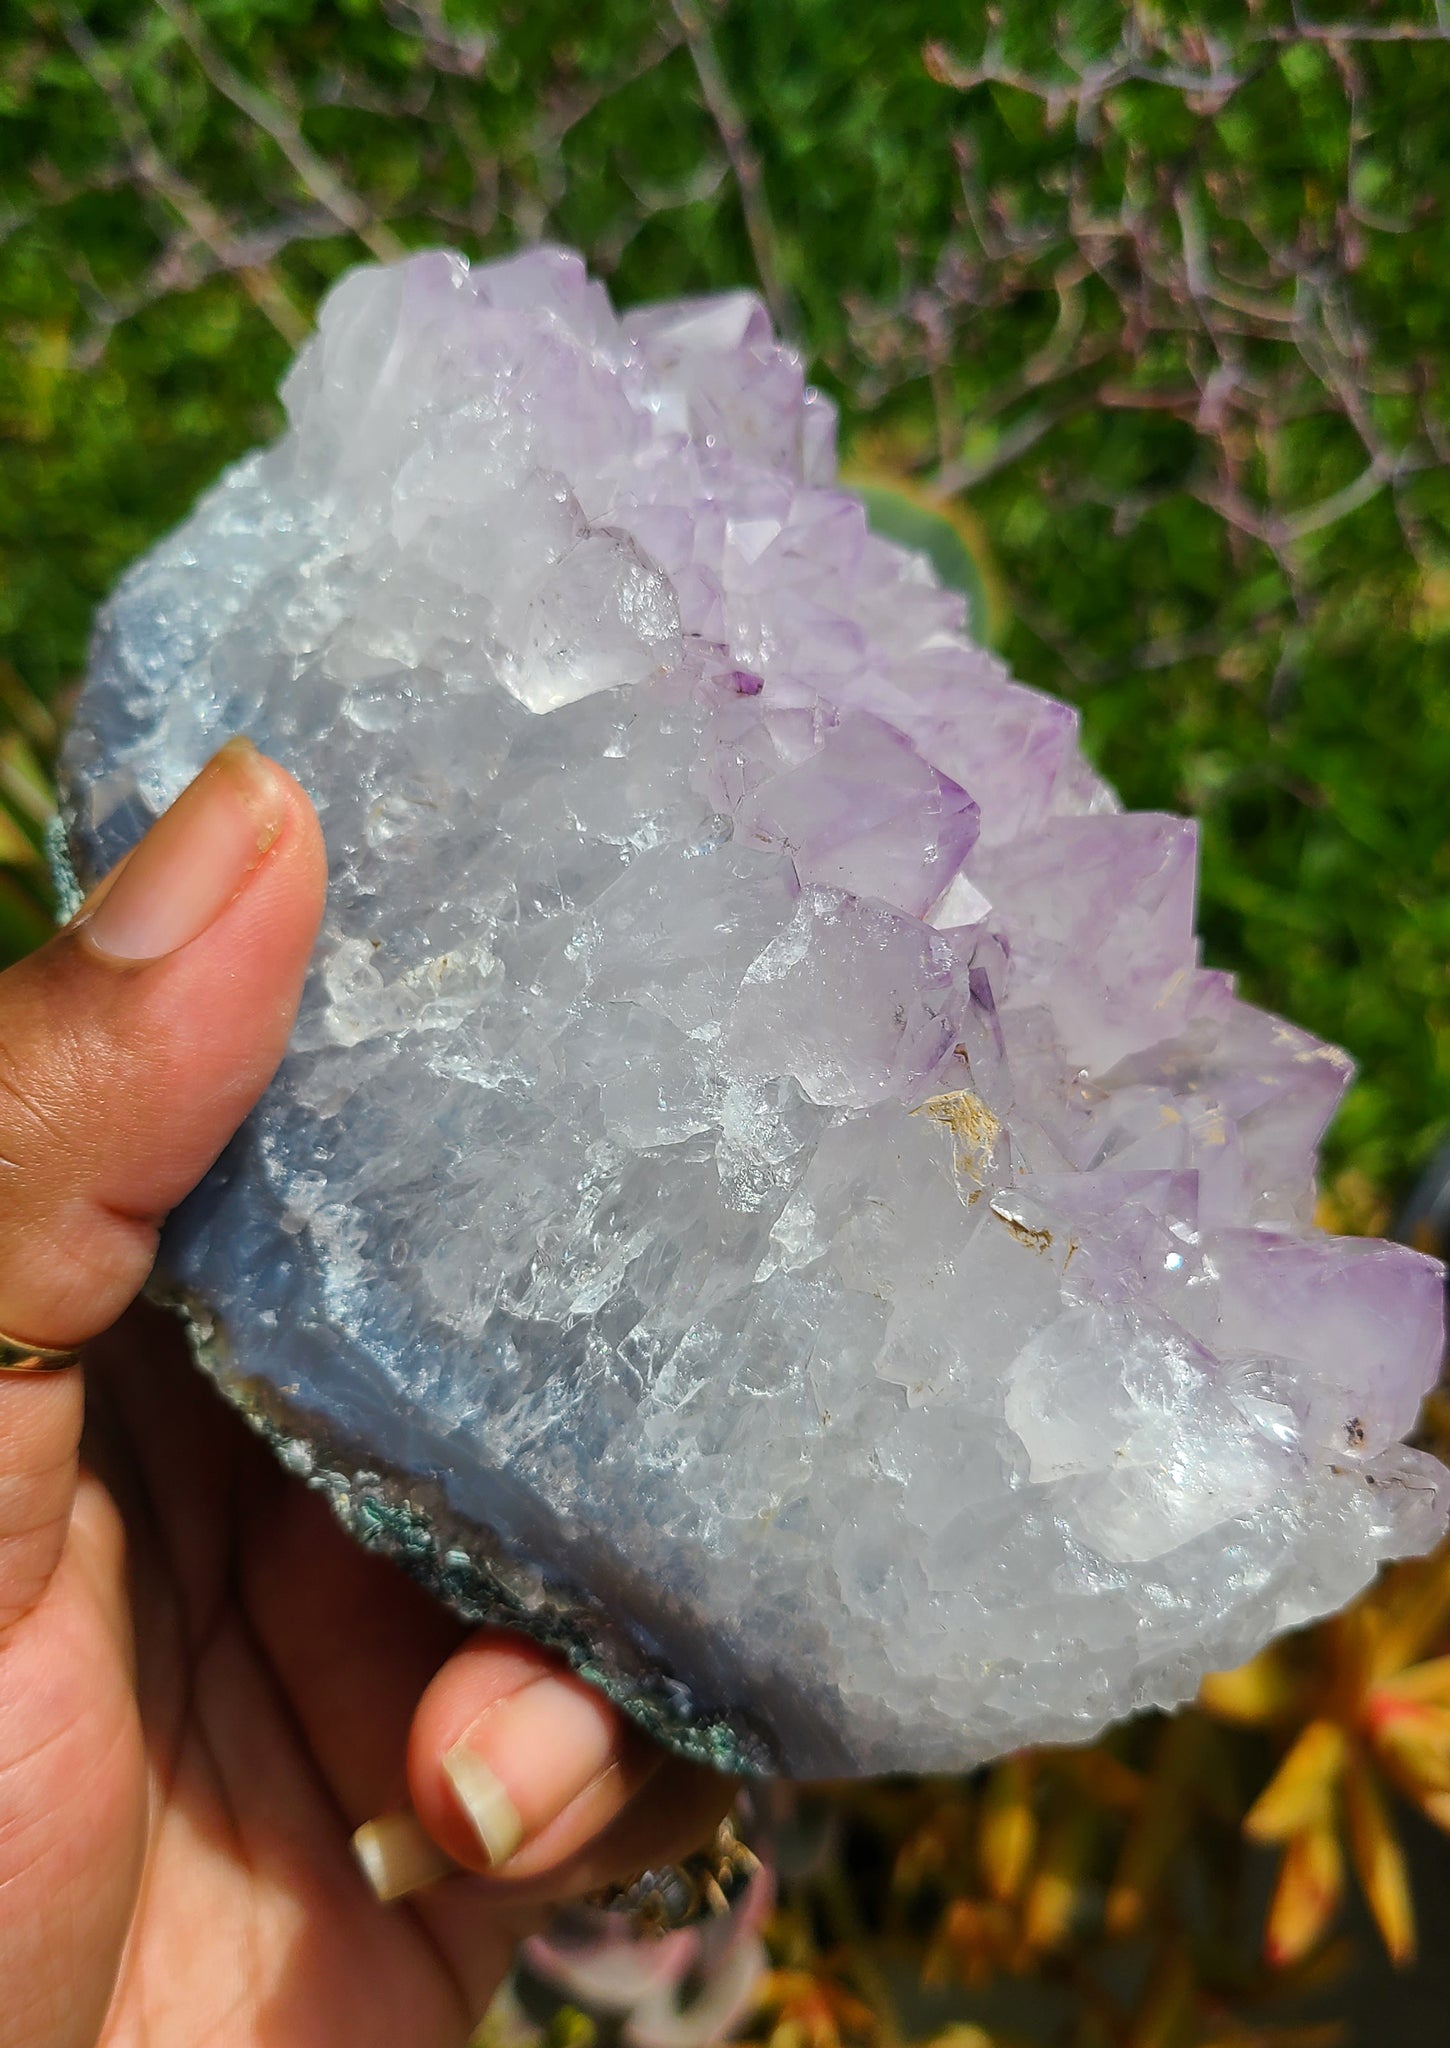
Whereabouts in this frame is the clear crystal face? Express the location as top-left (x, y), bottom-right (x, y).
top-left (60, 248), bottom-right (1447, 1775)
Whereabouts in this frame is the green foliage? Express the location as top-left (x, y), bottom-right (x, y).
top-left (849, 486), bottom-right (992, 645)
top-left (2, 0), bottom-right (1448, 1196)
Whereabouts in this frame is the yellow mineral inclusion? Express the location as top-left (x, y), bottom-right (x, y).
top-left (914, 1089), bottom-right (1003, 1177)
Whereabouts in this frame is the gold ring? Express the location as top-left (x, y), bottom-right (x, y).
top-left (0, 1329), bottom-right (83, 1374)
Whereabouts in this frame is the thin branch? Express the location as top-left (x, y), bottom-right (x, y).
top-left (59, 7), bottom-right (309, 345)
top-left (669, 0), bottom-right (796, 335)
top-left (153, 0), bottom-right (404, 264)
top-left (1256, 20), bottom-right (1450, 42)
top-left (936, 395), bottom-right (1088, 494)
top-left (536, 14), bottom-right (687, 146)
top-left (1278, 457), bottom-right (1404, 542)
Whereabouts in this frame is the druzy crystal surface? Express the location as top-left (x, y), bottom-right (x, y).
top-left (60, 249), bottom-right (1447, 1776)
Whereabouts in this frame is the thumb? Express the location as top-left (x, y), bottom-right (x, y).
top-left (0, 737), bottom-right (325, 1613)
top-left (0, 738), bottom-right (326, 1341)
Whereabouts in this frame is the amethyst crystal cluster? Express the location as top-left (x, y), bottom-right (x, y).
top-left (59, 248), bottom-right (1446, 1777)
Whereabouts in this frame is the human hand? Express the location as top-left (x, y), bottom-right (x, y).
top-left (0, 741), bottom-right (732, 2048)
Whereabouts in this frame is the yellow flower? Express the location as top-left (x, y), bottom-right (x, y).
top-left (1201, 1543), bottom-right (1450, 1966)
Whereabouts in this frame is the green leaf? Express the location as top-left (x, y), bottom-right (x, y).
top-left (852, 484), bottom-right (992, 644)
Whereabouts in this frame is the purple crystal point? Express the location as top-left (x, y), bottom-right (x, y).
top-left (735, 711), bottom-right (979, 918)
top-left (59, 245), bottom-right (1448, 1777)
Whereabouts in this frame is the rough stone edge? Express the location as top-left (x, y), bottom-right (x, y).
top-left (164, 1281), bottom-right (777, 1777)
top-left (48, 807), bottom-right (777, 1782)
top-left (48, 810), bottom-right (85, 919)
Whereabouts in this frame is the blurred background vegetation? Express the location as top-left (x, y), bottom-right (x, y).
top-left (3, 3), bottom-right (1450, 2043)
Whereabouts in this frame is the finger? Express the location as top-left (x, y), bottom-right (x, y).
top-left (0, 738), bottom-right (325, 1344)
top-left (354, 1632), bottom-right (733, 1902)
top-left (360, 1748), bottom-right (736, 1913)
top-left (406, 1633), bottom-right (657, 1880)
top-left (0, 739), bottom-right (325, 1628)
top-left (514, 1750), bottom-right (742, 1903)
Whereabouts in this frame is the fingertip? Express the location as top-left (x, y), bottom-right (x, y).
top-left (0, 741), bottom-right (329, 1347)
top-left (80, 746), bottom-right (328, 1186)
top-left (352, 1811), bottom-right (456, 1905)
top-left (407, 1633), bottom-right (650, 1882)
top-left (211, 750), bottom-right (327, 962)
top-left (267, 753), bottom-right (328, 906)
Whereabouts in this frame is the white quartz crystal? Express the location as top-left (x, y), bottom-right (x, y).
top-left (60, 248), bottom-right (1447, 1775)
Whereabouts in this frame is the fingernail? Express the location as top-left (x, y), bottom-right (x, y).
top-left (442, 1673), bottom-right (620, 1869)
top-left (352, 1812), bottom-right (456, 1903)
top-left (80, 738), bottom-right (288, 964)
